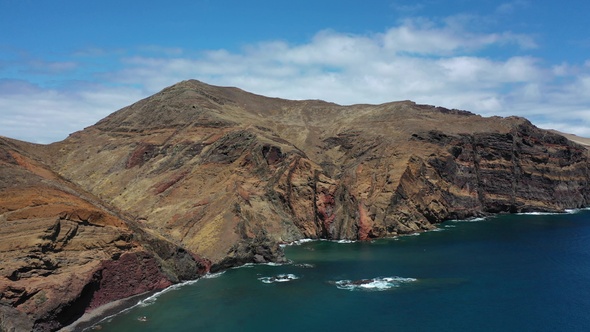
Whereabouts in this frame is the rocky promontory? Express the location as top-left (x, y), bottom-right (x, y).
top-left (0, 137), bottom-right (210, 331)
top-left (1, 80), bottom-right (589, 330)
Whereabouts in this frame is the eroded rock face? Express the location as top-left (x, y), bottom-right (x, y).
top-left (1, 80), bottom-right (589, 330)
top-left (45, 80), bottom-right (590, 260)
top-left (0, 138), bottom-right (210, 331)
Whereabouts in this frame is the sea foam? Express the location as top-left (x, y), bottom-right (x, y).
top-left (280, 238), bottom-right (359, 247)
top-left (202, 271), bottom-right (226, 279)
top-left (135, 271), bottom-right (226, 308)
top-left (280, 238), bottom-right (315, 247)
top-left (565, 207), bottom-right (590, 214)
top-left (93, 276), bottom-right (206, 326)
top-left (258, 274), bottom-right (300, 284)
top-left (517, 211), bottom-right (564, 216)
top-left (137, 279), bottom-right (201, 308)
top-left (446, 216), bottom-right (489, 223)
top-left (334, 276), bottom-right (417, 291)
top-left (516, 207), bottom-right (590, 215)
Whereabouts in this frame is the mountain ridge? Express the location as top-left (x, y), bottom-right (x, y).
top-left (1, 80), bottom-right (589, 331)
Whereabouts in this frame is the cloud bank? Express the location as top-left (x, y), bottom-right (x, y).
top-left (1, 17), bottom-right (589, 143)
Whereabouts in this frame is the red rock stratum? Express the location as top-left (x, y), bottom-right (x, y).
top-left (1, 80), bottom-right (589, 330)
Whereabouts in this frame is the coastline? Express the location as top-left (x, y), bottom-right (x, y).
top-left (58, 208), bottom-right (589, 331)
top-left (69, 209), bottom-right (590, 331)
top-left (58, 275), bottom-right (207, 332)
top-left (58, 291), bottom-right (155, 332)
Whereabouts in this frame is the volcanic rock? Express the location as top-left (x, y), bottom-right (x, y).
top-left (0, 137), bottom-right (209, 331)
top-left (1, 80), bottom-right (589, 330)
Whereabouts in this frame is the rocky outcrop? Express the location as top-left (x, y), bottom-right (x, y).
top-left (1, 80), bottom-right (589, 330)
top-left (0, 138), bottom-right (210, 331)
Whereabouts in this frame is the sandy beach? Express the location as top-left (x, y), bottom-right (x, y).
top-left (58, 292), bottom-right (153, 332)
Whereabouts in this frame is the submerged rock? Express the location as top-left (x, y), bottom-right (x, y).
top-left (258, 274), bottom-right (299, 284)
top-left (333, 277), bottom-right (417, 291)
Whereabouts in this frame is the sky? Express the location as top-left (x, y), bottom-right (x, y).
top-left (1, 0), bottom-right (590, 143)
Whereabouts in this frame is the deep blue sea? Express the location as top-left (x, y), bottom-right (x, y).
top-left (93, 210), bottom-right (590, 332)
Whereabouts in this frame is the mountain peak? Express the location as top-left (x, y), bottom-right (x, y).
top-left (2, 79), bottom-right (589, 330)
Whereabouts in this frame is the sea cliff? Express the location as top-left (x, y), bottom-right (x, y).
top-left (1, 80), bottom-right (589, 330)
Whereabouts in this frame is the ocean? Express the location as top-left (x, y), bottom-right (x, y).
top-left (90, 210), bottom-right (590, 331)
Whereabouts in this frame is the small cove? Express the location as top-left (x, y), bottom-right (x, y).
top-left (89, 210), bottom-right (590, 331)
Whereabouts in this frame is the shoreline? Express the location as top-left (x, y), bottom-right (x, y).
top-left (58, 276), bottom-right (206, 331)
top-left (58, 291), bottom-right (156, 332)
top-left (58, 207), bottom-right (590, 331)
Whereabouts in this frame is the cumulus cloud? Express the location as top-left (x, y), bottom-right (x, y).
top-left (1, 17), bottom-right (589, 143)
top-left (0, 80), bottom-right (143, 143)
top-left (381, 19), bottom-right (536, 55)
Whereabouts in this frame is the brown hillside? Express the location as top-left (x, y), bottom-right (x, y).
top-left (47, 80), bottom-right (590, 266)
top-left (1, 79), bottom-right (589, 330)
top-left (0, 136), bottom-right (209, 331)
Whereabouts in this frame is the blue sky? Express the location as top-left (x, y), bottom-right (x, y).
top-left (2, 0), bottom-right (590, 143)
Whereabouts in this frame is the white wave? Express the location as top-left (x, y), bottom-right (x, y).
top-left (135, 270), bottom-right (228, 307)
top-left (280, 238), bottom-right (316, 247)
top-left (564, 208), bottom-right (590, 214)
top-left (202, 271), bottom-right (225, 279)
top-left (335, 239), bottom-right (356, 244)
top-left (88, 276), bottom-right (203, 327)
top-left (294, 263), bottom-right (315, 268)
top-left (537, 208), bottom-right (590, 215)
top-left (230, 261), bottom-right (291, 271)
top-left (448, 216), bottom-right (488, 223)
top-left (516, 211), bottom-right (562, 216)
top-left (85, 276), bottom-right (206, 329)
top-left (136, 279), bottom-right (200, 307)
top-left (294, 238), bottom-right (315, 245)
top-left (516, 208), bottom-right (590, 215)
top-left (264, 261), bottom-right (290, 266)
top-left (334, 276), bottom-right (417, 291)
top-left (258, 274), bottom-right (299, 284)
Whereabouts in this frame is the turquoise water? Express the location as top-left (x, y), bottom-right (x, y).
top-left (94, 210), bottom-right (590, 331)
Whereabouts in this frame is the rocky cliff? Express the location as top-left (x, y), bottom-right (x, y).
top-left (0, 137), bottom-right (210, 331)
top-left (1, 80), bottom-right (589, 330)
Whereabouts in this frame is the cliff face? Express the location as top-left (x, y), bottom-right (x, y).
top-left (0, 138), bottom-right (210, 331)
top-left (1, 80), bottom-right (589, 330)
top-left (48, 81), bottom-right (589, 248)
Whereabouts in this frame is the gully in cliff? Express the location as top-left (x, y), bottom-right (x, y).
top-left (1, 80), bottom-right (589, 331)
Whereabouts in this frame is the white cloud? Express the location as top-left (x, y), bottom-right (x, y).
top-left (496, 0), bottom-right (530, 15)
top-left (25, 60), bottom-right (78, 74)
top-left (390, 2), bottom-right (425, 14)
top-left (0, 80), bottom-right (142, 143)
top-left (1, 17), bottom-right (589, 143)
top-left (380, 18), bottom-right (535, 55)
